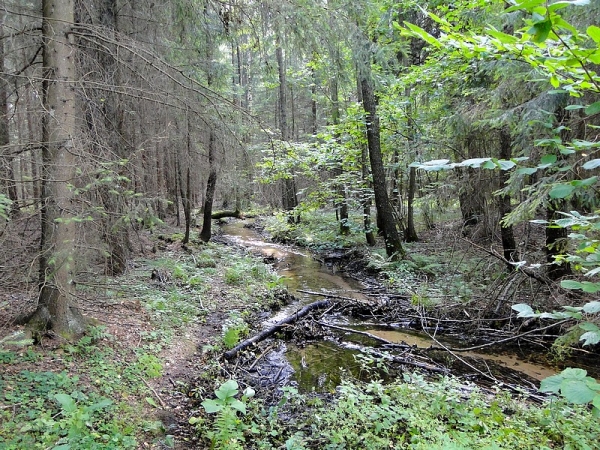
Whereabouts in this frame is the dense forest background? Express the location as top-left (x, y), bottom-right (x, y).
top-left (2, 0), bottom-right (600, 338)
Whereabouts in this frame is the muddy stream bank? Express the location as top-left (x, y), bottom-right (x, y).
top-left (220, 219), bottom-right (556, 393)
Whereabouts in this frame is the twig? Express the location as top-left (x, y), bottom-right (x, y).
top-left (296, 289), bottom-right (367, 303)
top-left (435, 319), bottom-right (571, 353)
top-left (316, 321), bottom-right (411, 348)
top-left (141, 377), bottom-right (166, 409)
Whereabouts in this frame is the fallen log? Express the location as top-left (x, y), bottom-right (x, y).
top-left (223, 300), bottom-right (331, 359)
top-left (211, 210), bottom-right (244, 219)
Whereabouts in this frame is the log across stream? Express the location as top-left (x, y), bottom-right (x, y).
top-left (220, 219), bottom-right (556, 392)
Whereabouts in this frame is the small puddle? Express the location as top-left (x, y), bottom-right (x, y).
top-left (221, 219), bottom-right (556, 390)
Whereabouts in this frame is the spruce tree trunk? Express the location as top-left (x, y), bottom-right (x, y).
top-left (33, 0), bottom-right (86, 339)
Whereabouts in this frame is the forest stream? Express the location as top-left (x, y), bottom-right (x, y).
top-left (220, 219), bottom-right (556, 393)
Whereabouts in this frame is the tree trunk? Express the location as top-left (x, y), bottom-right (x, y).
top-left (359, 69), bottom-right (404, 259)
top-left (356, 77), bottom-right (376, 246)
top-left (546, 201), bottom-right (571, 279)
top-left (276, 34), bottom-right (298, 222)
top-left (199, 130), bottom-right (217, 243)
top-left (0, 16), bottom-right (19, 215)
top-left (33, 0), bottom-right (86, 339)
top-left (405, 166), bottom-right (419, 242)
top-left (498, 127), bottom-right (516, 265)
top-left (330, 60), bottom-right (349, 235)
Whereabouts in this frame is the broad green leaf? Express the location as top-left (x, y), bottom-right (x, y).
top-left (230, 399), bottom-right (247, 414)
top-left (512, 303), bottom-right (536, 317)
top-left (54, 393), bottom-right (76, 413)
top-left (498, 160), bottom-right (516, 170)
top-left (517, 167), bottom-right (538, 175)
top-left (561, 280), bottom-right (584, 290)
top-left (540, 374), bottom-right (563, 393)
top-left (587, 25), bottom-right (600, 43)
top-left (580, 331), bottom-right (600, 346)
top-left (460, 158), bottom-right (491, 168)
top-left (540, 154), bottom-right (557, 165)
top-left (583, 301), bottom-right (600, 313)
top-left (549, 184), bottom-right (575, 199)
top-left (565, 104), bottom-right (586, 110)
top-left (215, 379), bottom-right (238, 400)
top-left (403, 22), bottom-right (441, 47)
top-left (560, 379), bottom-right (597, 404)
top-left (582, 159), bottom-right (600, 169)
top-left (201, 399), bottom-right (223, 414)
top-left (482, 160), bottom-right (497, 169)
top-left (505, 0), bottom-right (546, 13)
top-left (561, 367), bottom-right (589, 380)
top-left (146, 397), bottom-right (158, 408)
top-left (52, 445), bottom-right (71, 450)
top-left (593, 395), bottom-right (600, 410)
top-left (585, 102), bottom-right (600, 116)
top-left (528, 20), bottom-right (552, 43)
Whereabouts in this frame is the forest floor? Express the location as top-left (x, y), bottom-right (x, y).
top-left (1, 216), bottom-right (599, 449)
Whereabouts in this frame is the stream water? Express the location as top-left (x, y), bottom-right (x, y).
top-left (221, 219), bottom-right (556, 392)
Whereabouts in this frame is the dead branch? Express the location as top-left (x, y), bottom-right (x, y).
top-left (223, 300), bottom-right (331, 359)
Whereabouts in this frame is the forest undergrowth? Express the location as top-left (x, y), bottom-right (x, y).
top-left (0, 214), bottom-right (599, 449)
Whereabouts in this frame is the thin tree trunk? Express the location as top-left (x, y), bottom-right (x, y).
top-left (276, 34), bottom-right (298, 222)
top-left (405, 166), bottom-right (419, 242)
top-left (359, 68), bottom-right (404, 259)
top-left (199, 131), bottom-right (217, 242)
top-left (498, 127), bottom-right (516, 265)
top-left (0, 16), bottom-right (19, 214)
top-left (356, 76), bottom-right (376, 246)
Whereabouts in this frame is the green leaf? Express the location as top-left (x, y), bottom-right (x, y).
top-left (540, 154), bottom-right (557, 165)
top-left (229, 399), bottom-right (247, 414)
top-left (498, 160), bottom-right (516, 170)
top-left (585, 102), bottom-right (600, 116)
top-left (215, 379), bottom-right (239, 400)
top-left (517, 167), bottom-right (538, 175)
top-left (561, 379), bottom-right (597, 404)
top-left (528, 20), bottom-right (552, 43)
top-left (145, 397), bottom-right (158, 408)
top-left (201, 399), bottom-right (223, 414)
top-left (583, 301), bottom-right (600, 313)
top-left (587, 25), bottom-right (600, 43)
top-left (582, 159), bottom-right (600, 170)
top-left (580, 331), bottom-right (600, 346)
top-left (403, 22), bottom-right (441, 47)
top-left (512, 303), bottom-right (536, 318)
top-left (52, 445), bottom-right (71, 450)
top-left (54, 394), bottom-right (76, 413)
top-left (540, 374), bottom-right (563, 393)
top-left (560, 280), bottom-right (600, 293)
top-left (561, 367), bottom-right (588, 380)
top-left (505, 0), bottom-right (545, 13)
top-left (549, 184), bottom-right (575, 199)
top-left (482, 160), bottom-right (497, 169)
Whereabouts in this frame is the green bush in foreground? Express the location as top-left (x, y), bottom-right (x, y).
top-left (196, 374), bottom-right (599, 450)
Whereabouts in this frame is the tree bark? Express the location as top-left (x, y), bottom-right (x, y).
top-left (0, 16), bottom-right (19, 215)
top-left (405, 166), bottom-right (419, 242)
top-left (359, 69), bottom-right (404, 259)
top-left (199, 131), bottom-right (217, 242)
top-left (356, 76), bottom-right (376, 246)
top-left (498, 127), bottom-right (516, 265)
top-left (33, 0), bottom-right (86, 339)
top-left (276, 34), bottom-right (298, 223)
